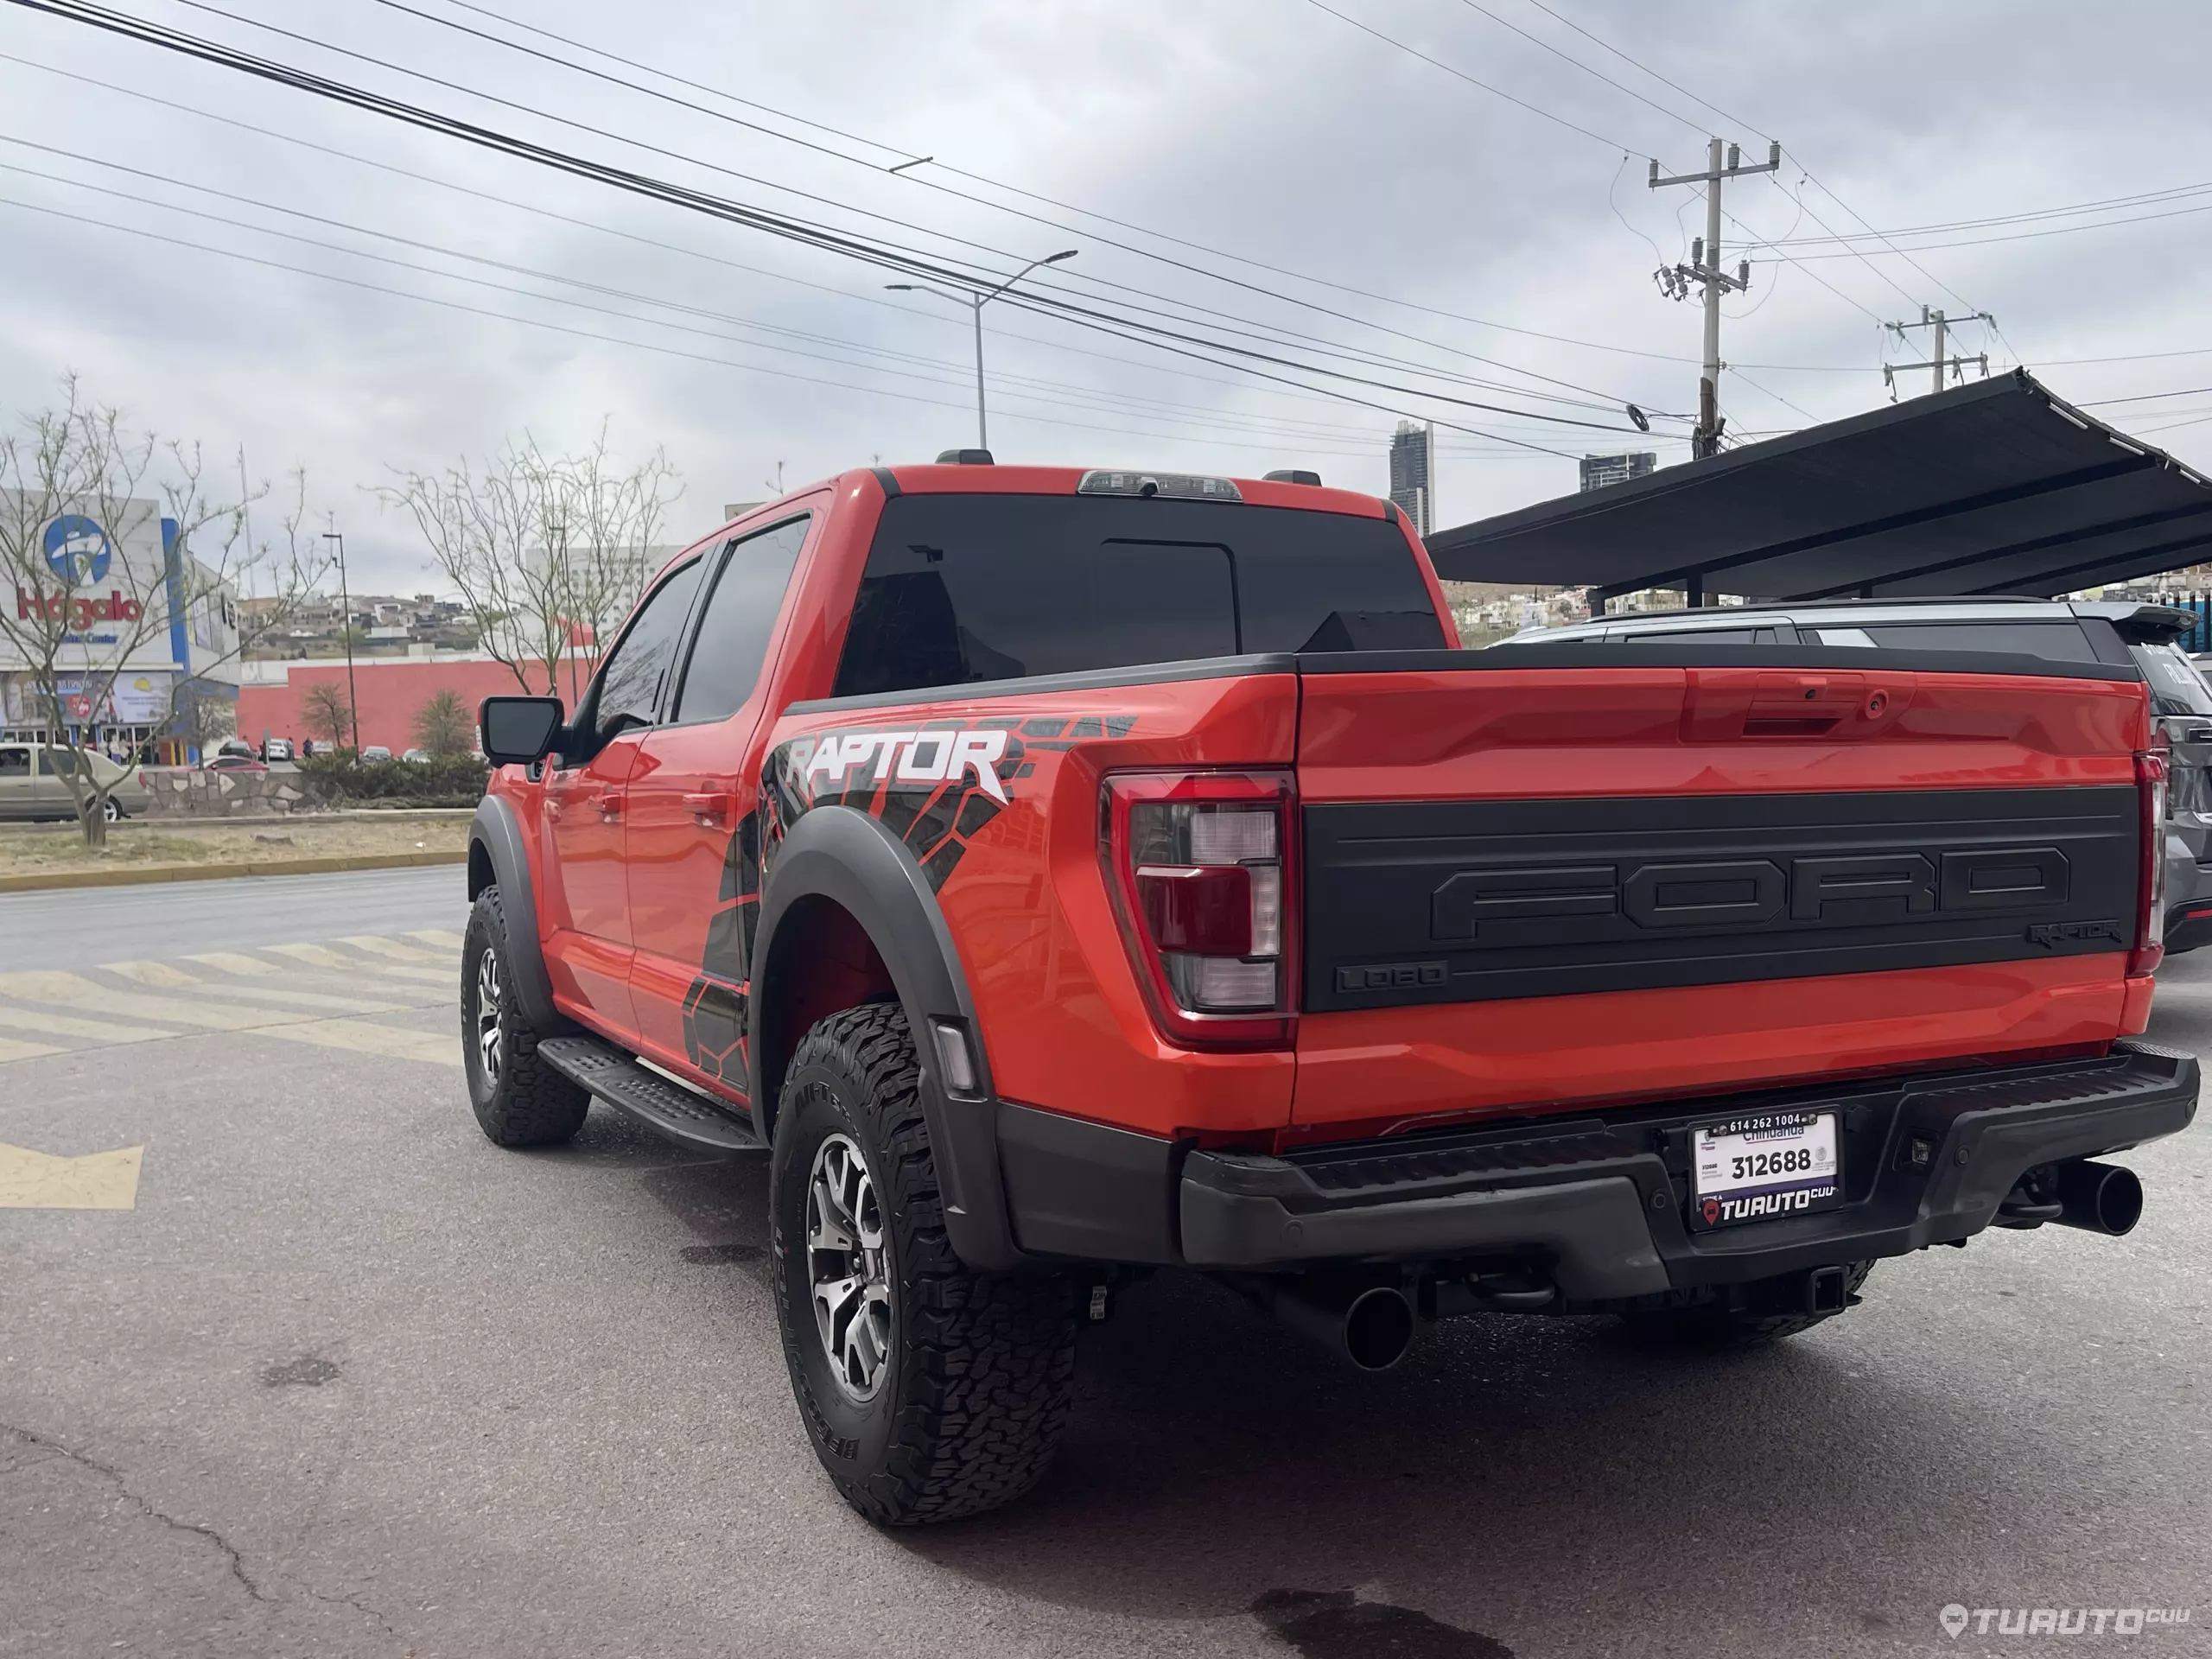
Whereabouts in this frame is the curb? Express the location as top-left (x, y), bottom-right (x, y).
top-left (0, 849), bottom-right (468, 894)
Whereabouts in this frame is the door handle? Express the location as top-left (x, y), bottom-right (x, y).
top-left (596, 791), bottom-right (624, 823)
top-left (683, 790), bottom-right (735, 828)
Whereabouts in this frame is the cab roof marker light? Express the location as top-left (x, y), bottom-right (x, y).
top-left (1077, 470), bottom-right (1243, 503)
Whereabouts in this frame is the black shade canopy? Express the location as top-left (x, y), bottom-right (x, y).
top-left (1426, 372), bottom-right (2212, 603)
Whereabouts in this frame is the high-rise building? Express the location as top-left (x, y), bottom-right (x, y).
top-left (1579, 452), bottom-right (1658, 493)
top-left (1388, 421), bottom-right (1435, 535)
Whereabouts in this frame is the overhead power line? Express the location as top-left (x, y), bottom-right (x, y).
top-left (0, 49), bottom-right (1479, 424)
top-left (0, 0), bottom-right (1654, 449)
top-left (358, 0), bottom-right (1659, 413)
top-left (379, 0), bottom-right (1735, 378)
top-left (0, 143), bottom-right (1471, 448)
top-left (160, 0), bottom-right (1651, 420)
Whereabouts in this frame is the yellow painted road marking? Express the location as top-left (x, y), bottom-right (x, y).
top-left (0, 1036), bottom-right (67, 1063)
top-left (0, 1142), bottom-right (142, 1208)
top-left (264, 944), bottom-right (359, 971)
top-left (184, 950), bottom-right (282, 977)
top-left (0, 971), bottom-right (293, 1032)
top-left (175, 982), bottom-right (414, 1015)
top-left (340, 934), bottom-right (447, 963)
top-left (408, 929), bottom-right (466, 950)
top-left (0, 1007), bottom-right (175, 1045)
top-left (102, 959), bottom-right (200, 989)
top-left (254, 1019), bottom-right (460, 1065)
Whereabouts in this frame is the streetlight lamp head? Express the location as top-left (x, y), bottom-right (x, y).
top-left (885, 283), bottom-right (915, 291)
top-left (1046, 249), bottom-right (1077, 264)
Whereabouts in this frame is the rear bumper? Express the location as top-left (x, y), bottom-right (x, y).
top-left (995, 1043), bottom-right (2197, 1299)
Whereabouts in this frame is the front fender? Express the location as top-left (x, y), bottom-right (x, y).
top-left (469, 794), bottom-right (568, 1034)
top-left (752, 804), bottom-right (1022, 1272)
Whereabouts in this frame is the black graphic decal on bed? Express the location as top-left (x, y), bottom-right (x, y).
top-left (681, 807), bottom-right (760, 1090)
top-left (678, 712), bottom-right (1137, 1086)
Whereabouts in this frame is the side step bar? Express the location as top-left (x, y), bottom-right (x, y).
top-left (535, 1035), bottom-right (763, 1154)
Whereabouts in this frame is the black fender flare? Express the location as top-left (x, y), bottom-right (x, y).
top-left (750, 804), bottom-right (1022, 1272)
top-left (467, 794), bottom-right (569, 1035)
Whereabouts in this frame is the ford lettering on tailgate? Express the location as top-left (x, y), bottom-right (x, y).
top-left (1304, 786), bottom-right (2139, 1011)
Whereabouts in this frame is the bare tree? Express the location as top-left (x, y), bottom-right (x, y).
top-left (0, 376), bottom-right (325, 845)
top-left (378, 425), bottom-right (683, 702)
top-left (302, 682), bottom-right (353, 753)
top-left (564, 421), bottom-right (683, 693)
top-left (410, 687), bottom-right (472, 758)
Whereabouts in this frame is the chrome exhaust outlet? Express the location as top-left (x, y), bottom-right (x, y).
top-left (1229, 1275), bottom-right (1418, 1372)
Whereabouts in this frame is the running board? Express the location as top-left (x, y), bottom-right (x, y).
top-left (535, 1035), bottom-right (763, 1154)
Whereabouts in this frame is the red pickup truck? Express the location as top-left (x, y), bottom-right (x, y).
top-left (463, 457), bottom-right (2197, 1527)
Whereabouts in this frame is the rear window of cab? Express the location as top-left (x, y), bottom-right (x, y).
top-left (830, 493), bottom-right (1444, 697)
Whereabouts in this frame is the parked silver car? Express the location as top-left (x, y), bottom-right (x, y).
top-left (0, 741), bottom-right (152, 822)
top-left (1501, 598), bottom-right (2212, 954)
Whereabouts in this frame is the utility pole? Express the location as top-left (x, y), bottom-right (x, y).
top-left (1883, 305), bottom-right (1993, 399)
top-left (321, 524), bottom-right (360, 755)
top-left (887, 248), bottom-right (1077, 452)
top-left (1649, 138), bottom-right (1781, 459)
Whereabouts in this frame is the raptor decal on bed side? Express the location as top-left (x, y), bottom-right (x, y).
top-left (763, 717), bottom-right (1035, 893)
top-left (678, 712), bottom-right (1136, 1088)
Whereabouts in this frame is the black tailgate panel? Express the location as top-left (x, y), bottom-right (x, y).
top-left (1303, 787), bottom-right (2139, 1012)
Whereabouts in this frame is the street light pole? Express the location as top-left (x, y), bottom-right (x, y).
top-left (969, 294), bottom-right (987, 451)
top-left (321, 527), bottom-right (360, 754)
top-left (888, 248), bottom-right (1077, 452)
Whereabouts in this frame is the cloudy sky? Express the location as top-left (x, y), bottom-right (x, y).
top-left (3, 0), bottom-right (2210, 592)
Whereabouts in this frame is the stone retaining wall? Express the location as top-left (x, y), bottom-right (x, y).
top-left (142, 768), bottom-right (315, 817)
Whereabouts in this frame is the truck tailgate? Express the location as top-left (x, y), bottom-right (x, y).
top-left (1291, 652), bottom-right (2151, 1133)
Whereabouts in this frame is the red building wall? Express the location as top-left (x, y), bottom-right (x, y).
top-left (239, 657), bottom-right (582, 753)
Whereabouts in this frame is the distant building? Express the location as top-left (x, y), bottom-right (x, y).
top-left (1579, 452), bottom-right (1658, 493)
top-left (1388, 422), bottom-right (1435, 536)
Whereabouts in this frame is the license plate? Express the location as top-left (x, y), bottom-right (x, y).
top-left (1689, 1111), bottom-right (1841, 1230)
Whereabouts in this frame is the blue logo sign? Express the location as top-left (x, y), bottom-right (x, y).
top-left (43, 515), bottom-right (111, 584)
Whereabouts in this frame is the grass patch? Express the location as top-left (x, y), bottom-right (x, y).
top-left (0, 815), bottom-right (471, 877)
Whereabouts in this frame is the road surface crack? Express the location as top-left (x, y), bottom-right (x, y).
top-left (2, 1423), bottom-right (272, 1603)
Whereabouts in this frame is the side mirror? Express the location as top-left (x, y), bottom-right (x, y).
top-left (480, 696), bottom-right (565, 766)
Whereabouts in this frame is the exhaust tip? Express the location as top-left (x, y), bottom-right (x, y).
top-left (1343, 1287), bottom-right (1416, 1372)
top-left (2060, 1160), bottom-right (2144, 1236)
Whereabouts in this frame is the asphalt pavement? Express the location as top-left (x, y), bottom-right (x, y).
top-left (1, 868), bottom-right (2206, 1657)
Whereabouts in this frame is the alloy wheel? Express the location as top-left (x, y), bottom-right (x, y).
top-left (807, 1133), bottom-right (893, 1401)
top-left (474, 947), bottom-right (504, 1085)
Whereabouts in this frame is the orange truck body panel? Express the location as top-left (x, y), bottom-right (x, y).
top-left (500, 462), bottom-right (2159, 1158)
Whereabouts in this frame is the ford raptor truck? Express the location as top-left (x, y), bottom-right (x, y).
top-left (460, 457), bottom-right (2199, 1527)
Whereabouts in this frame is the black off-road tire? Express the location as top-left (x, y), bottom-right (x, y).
top-left (772, 1003), bottom-right (1077, 1527)
top-left (1622, 1261), bottom-right (1875, 1348)
top-left (461, 886), bottom-right (589, 1147)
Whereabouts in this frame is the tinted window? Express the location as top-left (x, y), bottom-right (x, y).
top-left (594, 557), bottom-right (704, 740)
top-left (832, 494), bottom-right (1443, 697)
top-left (0, 748), bottom-right (26, 778)
top-left (2133, 643), bottom-right (2212, 717)
top-left (40, 748), bottom-right (79, 776)
top-left (1855, 621), bottom-right (2101, 661)
top-left (672, 518), bottom-right (810, 722)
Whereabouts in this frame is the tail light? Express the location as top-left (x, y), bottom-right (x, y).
top-left (1101, 770), bottom-right (1297, 1048)
top-left (2133, 739), bottom-right (2169, 976)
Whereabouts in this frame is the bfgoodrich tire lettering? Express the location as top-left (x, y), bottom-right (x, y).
top-left (461, 886), bottom-right (589, 1147)
top-left (772, 1002), bottom-right (1077, 1526)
